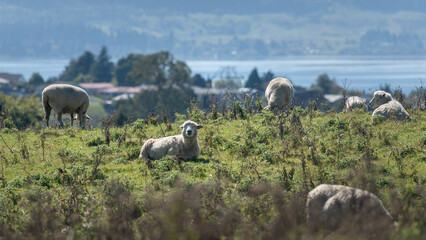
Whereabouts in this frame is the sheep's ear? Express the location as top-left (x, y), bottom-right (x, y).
top-left (180, 124), bottom-right (184, 128)
top-left (196, 124), bottom-right (203, 129)
top-left (380, 92), bottom-right (386, 97)
top-left (86, 115), bottom-right (92, 120)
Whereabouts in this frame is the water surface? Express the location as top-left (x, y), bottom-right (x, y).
top-left (0, 56), bottom-right (424, 94)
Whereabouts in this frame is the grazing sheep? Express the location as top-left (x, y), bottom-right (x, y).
top-left (368, 90), bottom-right (411, 121)
top-left (307, 184), bottom-right (395, 238)
top-left (344, 96), bottom-right (367, 112)
top-left (139, 120), bottom-right (203, 164)
top-left (42, 84), bottom-right (91, 128)
top-left (264, 77), bottom-right (294, 111)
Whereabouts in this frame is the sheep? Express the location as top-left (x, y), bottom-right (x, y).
top-left (139, 120), bottom-right (203, 165)
top-left (264, 77), bottom-right (294, 111)
top-left (368, 90), bottom-right (411, 121)
top-left (306, 184), bottom-right (395, 238)
top-left (42, 84), bottom-right (91, 128)
top-left (344, 96), bottom-right (367, 112)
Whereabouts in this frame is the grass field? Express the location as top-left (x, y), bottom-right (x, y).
top-left (0, 106), bottom-right (425, 239)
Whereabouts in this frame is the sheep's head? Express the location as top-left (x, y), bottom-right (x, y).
top-left (180, 120), bottom-right (203, 138)
top-left (74, 114), bottom-right (91, 127)
top-left (368, 91), bottom-right (393, 109)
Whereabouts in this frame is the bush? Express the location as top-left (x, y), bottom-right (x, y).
top-left (0, 93), bottom-right (44, 130)
top-left (87, 136), bottom-right (105, 146)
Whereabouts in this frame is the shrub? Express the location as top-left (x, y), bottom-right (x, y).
top-left (87, 136), bottom-right (105, 146)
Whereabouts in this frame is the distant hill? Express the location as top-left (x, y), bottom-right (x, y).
top-left (5, 0), bottom-right (426, 14)
top-left (0, 0), bottom-right (425, 59)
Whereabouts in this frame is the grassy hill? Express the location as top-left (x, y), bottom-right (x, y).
top-left (0, 106), bottom-right (425, 239)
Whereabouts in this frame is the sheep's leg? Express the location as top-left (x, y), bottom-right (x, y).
top-left (79, 101), bottom-right (89, 128)
top-left (78, 114), bottom-right (82, 128)
top-left (57, 112), bottom-right (64, 128)
top-left (44, 105), bottom-right (52, 127)
top-left (146, 159), bottom-right (154, 169)
top-left (78, 113), bottom-right (87, 128)
top-left (143, 155), bottom-right (154, 169)
top-left (70, 114), bottom-right (74, 127)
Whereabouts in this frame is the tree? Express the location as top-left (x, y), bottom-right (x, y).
top-left (45, 77), bottom-right (58, 84)
top-left (0, 92), bottom-right (44, 129)
top-left (206, 78), bottom-right (212, 88)
top-left (90, 46), bottom-right (114, 83)
top-left (28, 73), bottom-right (44, 86)
top-left (169, 60), bottom-right (191, 86)
top-left (260, 70), bottom-right (275, 90)
top-left (76, 51), bottom-right (96, 75)
top-left (26, 72), bottom-right (44, 92)
top-left (113, 87), bottom-right (193, 125)
top-left (127, 51), bottom-right (190, 87)
top-left (190, 74), bottom-right (207, 87)
top-left (245, 68), bottom-right (261, 89)
top-left (59, 51), bottom-right (95, 82)
top-left (311, 73), bottom-right (341, 94)
top-left (128, 51), bottom-right (170, 86)
top-left (73, 74), bottom-right (93, 84)
top-left (59, 59), bottom-right (78, 82)
top-left (379, 83), bottom-right (392, 93)
top-left (114, 54), bottom-right (144, 86)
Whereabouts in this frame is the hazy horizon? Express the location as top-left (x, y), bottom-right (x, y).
top-left (1, 0), bottom-right (426, 60)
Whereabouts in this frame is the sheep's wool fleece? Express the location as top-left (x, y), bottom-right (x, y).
top-left (373, 100), bottom-right (411, 121)
top-left (141, 135), bottom-right (187, 160)
top-left (307, 184), bottom-right (394, 234)
top-left (345, 96), bottom-right (366, 111)
top-left (140, 121), bottom-right (201, 160)
top-left (265, 77), bottom-right (294, 109)
top-left (42, 84), bottom-right (89, 114)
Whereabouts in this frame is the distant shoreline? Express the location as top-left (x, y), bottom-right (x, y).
top-left (1, 56), bottom-right (425, 94)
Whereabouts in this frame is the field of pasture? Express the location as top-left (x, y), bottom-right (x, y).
top-left (0, 106), bottom-right (425, 239)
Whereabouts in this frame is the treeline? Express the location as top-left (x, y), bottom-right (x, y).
top-left (46, 48), bottom-right (192, 87)
top-left (341, 29), bottom-right (425, 55)
top-left (32, 47), bottom-right (347, 94)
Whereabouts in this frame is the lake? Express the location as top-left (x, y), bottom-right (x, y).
top-left (1, 56), bottom-right (425, 94)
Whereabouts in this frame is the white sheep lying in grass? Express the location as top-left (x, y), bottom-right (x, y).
top-left (42, 84), bottom-right (91, 128)
top-left (344, 96), bottom-right (367, 112)
top-left (307, 184), bottom-right (395, 237)
top-left (139, 120), bottom-right (203, 164)
top-left (368, 90), bottom-right (411, 121)
top-left (264, 77), bottom-right (294, 111)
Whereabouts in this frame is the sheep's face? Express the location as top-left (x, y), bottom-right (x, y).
top-left (180, 121), bottom-right (203, 138)
top-left (368, 91), bottom-right (392, 109)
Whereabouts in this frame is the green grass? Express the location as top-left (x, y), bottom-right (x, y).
top-left (0, 108), bottom-right (425, 239)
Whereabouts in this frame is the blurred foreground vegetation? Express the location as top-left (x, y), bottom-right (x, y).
top-left (0, 98), bottom-right (425, 239)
